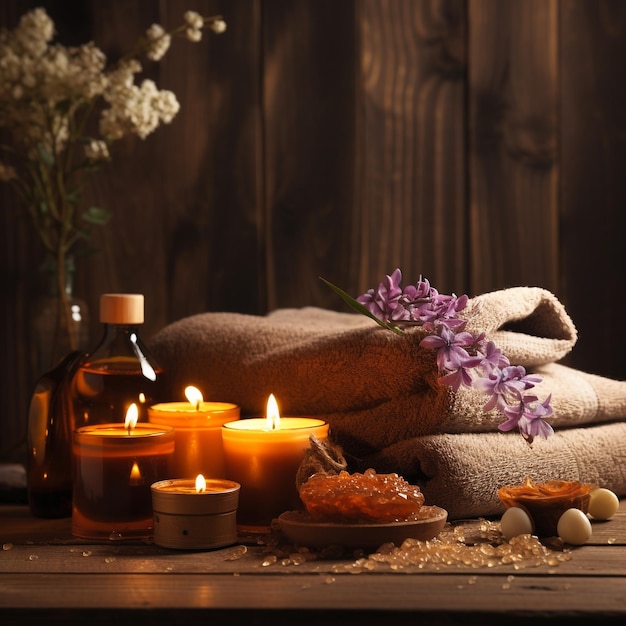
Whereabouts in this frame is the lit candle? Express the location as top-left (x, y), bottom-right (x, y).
top-left (151, 473), bottom-right (240, 549)
top-left (72, 403), bottom-right (175, 540)
top-left (148, 386), bottom-right (240, 478)
top-left (221, 394), bottom-right (329, 532)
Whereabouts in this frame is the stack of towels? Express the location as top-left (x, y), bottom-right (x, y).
top-left (149, 287), bottom-right (626, 520)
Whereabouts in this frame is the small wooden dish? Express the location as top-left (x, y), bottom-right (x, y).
top-left (278, 505), bottom-right (448, 549)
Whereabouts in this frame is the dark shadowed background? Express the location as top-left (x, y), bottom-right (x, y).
top-left (1, 0), bottom-right (625, 462)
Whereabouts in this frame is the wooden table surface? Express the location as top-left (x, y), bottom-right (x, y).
top-left (1, 500), bottom-right (625, 625)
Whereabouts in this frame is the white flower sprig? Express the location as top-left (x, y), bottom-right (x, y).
top-left (0, 8), bottom-right (226, 174)
top-left (0, 7), bottom-right (226, 353)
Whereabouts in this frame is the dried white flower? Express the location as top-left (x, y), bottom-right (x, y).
top-left (145, 24), bottom-right (171, 61)
top-left (146, 23), bottom-right (166, 40)
top-left (186, 28), bottom-right (202, 43)
top-left (100, 79), bottom-right (180, 140)
top-left (107, 59), bottom-right (142, 89)
top-left (154, 89), bottom-right (180, 124)
top-left (84, 140), bottom-right (110, 162)
top-left (13, 8), bottom-right (54, 57)
top-left (209, 20), bottom-right (227, 34)
top-left (184, 11), bottom-right (204, 30)
top-left (0, 6), bottom-right (226, 269)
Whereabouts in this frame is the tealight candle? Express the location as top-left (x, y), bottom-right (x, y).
top-left (148, 386), bottom-right (239, 479)
top-left (151, 474), bottom-right (240, 549)
top-left (222, 394), bottom-right (329, 532)
top-left (72, 403), bottom-right (175, 540)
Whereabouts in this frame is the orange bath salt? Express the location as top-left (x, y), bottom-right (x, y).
top-left (299, 468), bottom-right (425, 523)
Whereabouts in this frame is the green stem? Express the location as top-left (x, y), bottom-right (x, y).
top-left (319, 277), bottom-right (406, 335)
top-left (54, 247), bottom-right (77, 354)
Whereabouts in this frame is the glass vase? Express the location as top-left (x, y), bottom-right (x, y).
top-left (32, 255), bottom-right (89, 375)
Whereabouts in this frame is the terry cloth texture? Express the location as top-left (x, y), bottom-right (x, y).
top-left (149, 286), bottom-right (626, 518)
top-left (461, 286), bottom-right (577, 367)
top-left (360, 423), bottom-right (626, 520)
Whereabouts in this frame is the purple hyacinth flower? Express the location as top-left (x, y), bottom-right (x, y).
top-left (357, 268), bottom-right (407, 321)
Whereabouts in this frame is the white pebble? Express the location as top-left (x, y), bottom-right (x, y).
top-left (500, 506), bottom-right (534, 539)
top-left (588, 488), bottom-right (619, 520)
top-left (557, 508), bottom-right (592, 545)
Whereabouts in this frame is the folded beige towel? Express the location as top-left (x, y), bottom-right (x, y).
top-left (361, 422), bottom-right (626, 520)
top-left (150, 289), bottom-right (623, 458)
top-left (150, 290), bottom-right (626, 519)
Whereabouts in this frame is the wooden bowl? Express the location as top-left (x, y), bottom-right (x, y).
top-left (278, 505), bottom-right (448, 549)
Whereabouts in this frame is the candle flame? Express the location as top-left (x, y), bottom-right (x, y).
top-left (185, 386), bottom-right (203, 410)
top-left (266, 393), bottom-right (280, 430)
top-left (130, 462), bottom-right (141, 481)
top-left (195, 474), bottom-right (206, 493)
top-left (124, 403), bottom-right (139, 433)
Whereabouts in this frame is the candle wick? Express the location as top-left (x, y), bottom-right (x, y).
top-left (196, 401), bottom-right (201, 411)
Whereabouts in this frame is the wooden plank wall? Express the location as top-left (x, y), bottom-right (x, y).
top-left (560, 0), bottom-right (626, 380)
top-left (357, 0), bottom-right (468, 293)
top-left (469, 0), bottom-right (560, 292)
top-left (1, 0), bottom-right (625, 462)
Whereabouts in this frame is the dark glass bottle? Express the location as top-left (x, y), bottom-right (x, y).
top-left (27, 293), bottom-right (164, 519)
top-left (27, 350), bottom-right (83, 518)
top-left (70, 293), bottom-right (164, 429)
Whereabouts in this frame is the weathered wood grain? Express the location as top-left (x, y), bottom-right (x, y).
top-left (354, 0), bottom-right (468, 297)
top-left (1, 0), bottom-right (626, 466)
top-left (468, 0), bottom-right (559, 295)
top-left (1, 501), bottom-right (625, 622)
top-left (559, 0), bottom-right (626, 379)
top-left (2, 540), bottom-right (626, 576)
top-left (262, 0), bottom-right (358, 310)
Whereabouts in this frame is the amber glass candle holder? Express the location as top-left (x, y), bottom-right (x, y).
top-left (72, 423), bottom-right (175, 539)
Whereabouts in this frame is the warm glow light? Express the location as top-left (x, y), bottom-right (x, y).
top-left (185, 386), bottom-right (204, 410)
top-left (195, 474), bottom-right (206, 493)
top-left (130, 461), bottom-right (141, 481)
top-left (266, 394), bottom-right (280, 430)
top-left (125, 403), bottom-right (139, 433)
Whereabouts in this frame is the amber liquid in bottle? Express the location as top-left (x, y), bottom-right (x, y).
top-left (72, 356), bottom-right (163, 427)
top-left (29, 294), bottom-right (164, 519)
top-left (70, 294), bottom-right (163, 429)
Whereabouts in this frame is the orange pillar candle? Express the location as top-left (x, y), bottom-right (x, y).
top-left (148, 386), bottom-right (240, 479)
top-left (221, 394), bottom-right (329, 532)
top-left (72, 403), bottom-right (174, 540)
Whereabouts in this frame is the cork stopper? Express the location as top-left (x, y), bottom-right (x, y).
top-left (100, 294), bottom-right (144, 325)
